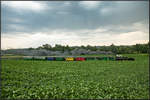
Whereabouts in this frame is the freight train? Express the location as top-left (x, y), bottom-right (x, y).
top-left (23, 56), bottom-right (135, 61)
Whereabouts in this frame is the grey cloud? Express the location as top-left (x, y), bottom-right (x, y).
top-left (2, 1), bottom-right (149, 35)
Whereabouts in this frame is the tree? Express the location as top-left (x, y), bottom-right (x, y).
top-left (66, 45), bottom-right (71, 51)
top-left (28, 47), bottom-right (34, 50)
top-left (42, 44), bottom-right (52, 50)
top-left (110, 43), bottom-right (117, 54)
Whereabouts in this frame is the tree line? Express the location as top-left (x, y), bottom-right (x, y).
top-left (28, 42), bottom-right (149, 54)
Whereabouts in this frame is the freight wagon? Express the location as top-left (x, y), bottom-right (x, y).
top-left (85, 57), bottom-right (95, 60)
top-left (22, 56), bottom-right (134, 61)
top-left (108, 57), bottom-right (115, 61)
top-left (33, 56), bottom-right (45, 60)
top-left (55, 57), bottom-right (65, 61)
top-left (95, 57), bottom-right (103, 60)
top-left (75, 57), bottom-right (85, 61)
top-left (45, 57), bottom-right (55, 61)
top-left (65, 57), bottom-right (74, 61)
top-left (23, 56), bottom-right (33, 60)
top-left (115, 57), bottom-right (135, 61)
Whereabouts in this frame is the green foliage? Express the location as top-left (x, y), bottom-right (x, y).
top-left (34, 42), bottom-right (149, 54)
top-left (1, 54), bottom-right (149, 99)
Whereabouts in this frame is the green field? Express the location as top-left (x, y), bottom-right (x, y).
top-left (1, 54), bottom-right (149, 99)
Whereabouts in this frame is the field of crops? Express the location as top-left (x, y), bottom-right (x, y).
top-left (1, 54), bottom-right (149, 99)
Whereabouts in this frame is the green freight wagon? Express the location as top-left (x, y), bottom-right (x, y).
top-left (23, 56), bottom-right (33, 60)
top-left (55, 57), bottom-right (65, 61)
top-left (85, 57), bottom-right (96, 60)
top-left (96, 57), bottom-right (103, 60)
top-left (108, 57), bottom-right (115, 61)
top-left (102, 57), bottom-right (108, 61)
top-left (33, 56), bottom-right (45, 61)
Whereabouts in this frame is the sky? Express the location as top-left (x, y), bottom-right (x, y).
top-left (1, 1), bottom-right (149, 50)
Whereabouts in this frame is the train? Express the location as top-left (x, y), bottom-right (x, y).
top-left (23, 56), bottom-right (135, 61)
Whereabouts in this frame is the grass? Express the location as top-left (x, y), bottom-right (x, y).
top-left (1, 54), bottom-right (149, 99)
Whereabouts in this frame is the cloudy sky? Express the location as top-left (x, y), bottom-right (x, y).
top-left (1, 1), bottom-right (149, 50)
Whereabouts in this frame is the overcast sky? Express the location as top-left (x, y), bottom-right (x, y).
top-left (1, 1), bottom-right (149, 50)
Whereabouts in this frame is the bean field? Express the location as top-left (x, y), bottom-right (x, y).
top-left (1, 54), bottom-right (149, 99)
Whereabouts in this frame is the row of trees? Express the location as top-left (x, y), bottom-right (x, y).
top-left (28, 42), bottom-right (149, 54)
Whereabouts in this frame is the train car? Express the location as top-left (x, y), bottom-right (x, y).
top-left (102, 57), bottom-right (108, 61)
top-left (23, 56), bottom-right (33, 60)
top-left (128, 57), bottom-right (135, 61)
top-left (85, 57), bottom-right (95, 60)
top-left (108, 57), bottom-right (115, 61)
top-left (95, 57), bottom-right (103, 60)
top-left (75, 57), bottom-right (85, 61)
top-left (65, 57), bottom-right (74, 61)
top-left (115, 57), bottom-right (123, 61)
top-left (115, 57), bottom-right (132, 61)
top-left (33, 56), bottom-right (45, 60)
top-left (45, 57), bottom-right (55, 61)
top-left (122, 57), bottom-right (128, 60)
top-left (55, 57), bottom-right (65, 61)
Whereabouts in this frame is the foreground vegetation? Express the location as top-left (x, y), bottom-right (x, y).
top-left (1, 54), bottom-right (149, 99)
